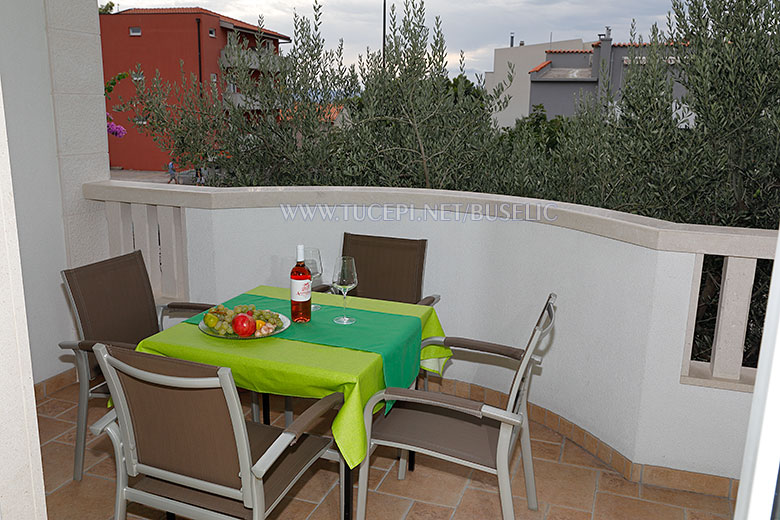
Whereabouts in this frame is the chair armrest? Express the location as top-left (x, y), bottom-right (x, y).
top-left (251, 392), bottom-right (343, 479)
top-left (59, 340), bottom-right (137, 352)
top-left (312, 284), bottom-right (333, 293)
top-left (252, 432), bottom-right (296, 479)
top-left (381, 387), bottom-right (483, 418)
top-left (481, 405), bottom-right (523, 427)
top-left (380, 388), bottom-right (523, 426)
top-left (89, 409), bottom-right (118, 436)
top-left (285, 392), bottom-right (344, 443)
top-left (164, 301), bottom-right (214, 312)
top-left (416, 294), bottom-right (441, 306)
top-left (428, 337), bottom-right (524, 361)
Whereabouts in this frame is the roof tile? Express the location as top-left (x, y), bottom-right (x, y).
top-left (546, 49), bottom-right (592, 54)
top-left (528, 60), bottom-right (552, 74)
top-left (114, 7), bottom-right (290, 41)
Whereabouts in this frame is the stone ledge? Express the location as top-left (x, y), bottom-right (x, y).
top-left (83, 181), bottom-right (777, 259)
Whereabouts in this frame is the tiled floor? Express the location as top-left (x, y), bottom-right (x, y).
top-left (37, 382), bottom-right (735, 519)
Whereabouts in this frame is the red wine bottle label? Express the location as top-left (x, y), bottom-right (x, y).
top-left (291, 279), bottom-right (311, 302)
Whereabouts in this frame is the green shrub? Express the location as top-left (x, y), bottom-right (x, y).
top-left (120, 0), bottom-right (777, 364)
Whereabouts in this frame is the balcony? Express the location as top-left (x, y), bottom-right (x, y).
top-left (1, 0), bottom-right (779, 518)
top-left (54, 179), bottom-right (769, 518)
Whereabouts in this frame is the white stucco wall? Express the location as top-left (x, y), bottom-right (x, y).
top-left (0, 0), bottom-right (110, 383)
top-left (183, 205), bottom-right (752, 478)
top-left (0, 68), bottom-right (48, 520)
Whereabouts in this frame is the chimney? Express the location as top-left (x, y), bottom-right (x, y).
top-left (510, 32), bottom-right (515, 47)
top-left (593, 25), bottom-right (613, 86)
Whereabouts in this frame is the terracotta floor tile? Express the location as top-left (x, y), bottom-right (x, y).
top-left (37, 398), bottom-right (78, 418)
top-left (47, 382), bottom-right (82, 404)
top-left (37, 416), bottom-right (75, 444)
top-left (85, 456), bottom-right (117, 480)
top-left (41, 441), bottom-right (109, 493)
top-left (377, 454), bottom-right (470, 506)
top-left (469, 469), bottom-right (501, 492)
top-left (309, 486), bottom-right (412, 520)
top-left (511, 459), bottom-right (597, 511)
top-left (640, 484), bottom-right (731, 516)
top-left (405, 501), bottom-right (454, 520)
top-left (85, 433), bottom-right (114, 459)
top-left (354, 466), bottom-right (390, 492)
top-left (55, 425), bottom-right (103, 447)
top-left (593, 492), bottom-right (684, 520)
top-left (370, 445), bottom-right (399, 470)
top-left (528, 420), bottom-right (562, 443)
top-left (44, 475), bottom-right (117, 520)
top-left (57, 397), bottom-right (111, 424)
top-left (35, 382), bottom-right (46, 404)
top-left (267, 497), bottom-right (318, 520)
top-left (287, 459), bottom-right (339, 502)
top-left (451, 488), bottom-right (545, 520)
top-left (686, 510), bottom-right (730, 520)
top-left (547, 505), bottom-right (593, 520)
top-left (561, 440), bottom-right (613, 471)
top-left (598, 471), bottom-right (639, 497)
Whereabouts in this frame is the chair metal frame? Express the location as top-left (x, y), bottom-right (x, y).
top-left (356, 293), bottom-right (557, 520)
top-left (59, 250), bottom-right (213, 480)
top-left (92, 344), bottom-right (343, 520)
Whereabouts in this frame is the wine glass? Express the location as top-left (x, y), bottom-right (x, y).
top-left (332, 256), bottom-right (357, 325)
top-left (304, 247), bottom-right (323, 312)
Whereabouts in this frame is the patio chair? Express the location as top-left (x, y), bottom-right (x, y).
top-left (90, 343), bottom-right (343, 519)
top-left (356, 293), bottom-right (557, 520)
top-left (313, 232), bottom-right (440, 306)
top-left (59, 250), bottom-right (214, 480)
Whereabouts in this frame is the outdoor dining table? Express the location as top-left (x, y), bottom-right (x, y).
top-left (136, 284), bottom-right (449, 519)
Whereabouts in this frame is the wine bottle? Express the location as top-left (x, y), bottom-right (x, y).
top-left (290, 244), bottom-right (312, 323)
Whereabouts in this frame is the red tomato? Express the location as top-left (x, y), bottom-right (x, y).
top-left (232, 313), bottom-right (256, 337)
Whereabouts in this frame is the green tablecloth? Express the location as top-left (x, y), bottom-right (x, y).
top-left (137, 285), bottom-right (449, 468)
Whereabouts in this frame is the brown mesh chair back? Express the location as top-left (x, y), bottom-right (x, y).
top-left (62, 250), bottom-right (159, 344)
top-left (342, 232), bottom-right (427, 304)
top-left (103, 346), bottom-right (246, 491)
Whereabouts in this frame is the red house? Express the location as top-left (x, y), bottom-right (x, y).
top-left (100, 8), bottom-right (290, 171)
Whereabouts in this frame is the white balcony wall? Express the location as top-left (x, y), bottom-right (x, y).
top-left (0, 0), bottom-right (110, 382)
top-left (180, 203), bottom-right (752, 478)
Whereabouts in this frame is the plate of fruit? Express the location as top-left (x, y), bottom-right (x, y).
top-left (199, 304), bottom-right (290, 339)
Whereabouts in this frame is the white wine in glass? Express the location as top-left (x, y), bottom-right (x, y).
top-left (332, 256), bottom-right (357, 325)
top-left (304, 247), bottom-right (323, 312)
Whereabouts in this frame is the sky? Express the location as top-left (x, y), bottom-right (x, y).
top-left (106, 0), bottom-right (673, 79)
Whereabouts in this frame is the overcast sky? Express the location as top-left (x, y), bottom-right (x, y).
top-left (108, 0), bottom-right (673, 79)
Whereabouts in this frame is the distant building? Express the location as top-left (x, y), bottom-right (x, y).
top-left (528, 27), bottom-right (685, 118)
top-left (100, 8), bottom-right (290, 171)
top-left (485, 38), bottom-right (589, 127)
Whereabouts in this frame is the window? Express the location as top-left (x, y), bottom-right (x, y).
top-left (131, 70), bottom-right (144, 81)
top-left (129, 26), bottom-right (141, 36)
top-left (208, 28), bottom-right (216, 38)
top-left (210, 73), bottom-right (218, 84)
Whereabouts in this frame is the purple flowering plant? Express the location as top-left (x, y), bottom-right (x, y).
top-left (106, 112), bottom-right (127, 138)
top-left (105, 71), bottom-right (129, 138)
